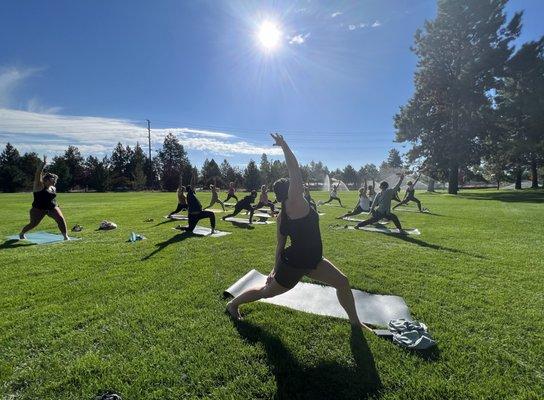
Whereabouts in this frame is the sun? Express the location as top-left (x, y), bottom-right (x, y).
top-left (257, 21), bottom-right (282, 51)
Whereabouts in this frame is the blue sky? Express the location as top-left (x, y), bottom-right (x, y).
top-left (1, 0), bottom-right (543, 169)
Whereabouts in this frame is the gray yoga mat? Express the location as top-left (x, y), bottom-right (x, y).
top-left (343, 217), bottom-right (388, 224)
top-left (346, 226), bottom-right (421, 235)
top-left (225, 269), bottom-right (412, 326)
top-left (224, 217), bottom-right (275, 225)
top-left (172, 226), bottom-right (231, 237)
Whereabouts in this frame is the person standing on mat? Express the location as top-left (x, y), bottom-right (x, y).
top-left (19, 155), bottom-right (69, 240)
top-left (322, 183), bottom-right (343, 207)
top-left (393, 174), bottom-right (425, 212)
top-left (337, 185), bottom-right (371, 219)
top-left (303, 185), bottom-right (317, 211)
top-left (227, 134), bottom-right (362, 329)
top-left (222, 191), bottom-right (257, 221)
top-left (168, 186), bottom-right (188, 218)
top-left (250, 185), bottom-right (276, 217)
top-left (205, 184), bottom-right (226, 211)
top-left (177, 185), bottom-right (216, 233)
top-left (224, 182), bottom-right (238, 203)
top-left (355, 173), bottom-right (405, 233)
top-left (367, 185), bottom-right (376, 203)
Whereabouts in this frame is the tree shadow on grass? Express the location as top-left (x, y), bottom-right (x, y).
top-left (0, 239), bottom-right (35, 250)
top-left (459, 190), bottom-right (544, 204)
top-left (141, 231), bottom-right (193, 260)
top-left (385, 234), bottom-right (488, 260)
top-left (235, 321), bottom-right (382, 400)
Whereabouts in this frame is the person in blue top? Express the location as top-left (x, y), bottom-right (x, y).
top-left (19, 155), bottom-right (69, 240)
top-left (227, 134), bottom-right (362, 328)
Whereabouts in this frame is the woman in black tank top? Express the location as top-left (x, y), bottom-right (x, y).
top-left (19, 155), bottom-right (69, 240)
top-left (227, 134), bottom-right (362, 328)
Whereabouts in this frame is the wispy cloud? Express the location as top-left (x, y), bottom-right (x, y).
top-left (0, 66), bottom-right (282, 158)
top-left (331, 11), bottom-right (342, 18)
top-left (347, 20), bottom-right (382, 31)
top-left (289, 33), bottom-right (310, 45)
top-left (0, 66), bottom-right (42, 107)
top-left (0, 108), bottom-right (282, 157)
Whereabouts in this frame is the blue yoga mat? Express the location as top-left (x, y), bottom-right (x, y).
top-left (6, 231), bottom-right (80, 245)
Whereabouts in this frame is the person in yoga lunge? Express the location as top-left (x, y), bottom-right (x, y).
top-left (249, 185), bottom-right (276, 220)
top-left (322, 183), bottom-right (344, 207)
top-left (177, 185), bottom-right (216, 233)
top-left (367, 184), bottom-right (376, 203)
top-left (168, 186), bottom-right (188, 217)
top-left (205, 184), bottom-right (226, 211)
top-left (19, 156), bottom-right (69, 240)
top-left (337, 184), bottom-right (371, 219)
top-left (227, 134), bottom-right (362, 329)
top-left (354, 173), bottom-right (405, 233)
top-left (393, 174), bottom-right (425, 212)
top-left (222, 191), bottom-right (258, 221)
top-left (303, 185), bottom-right (317, 211)
top-left (224, 182), bottom-right (238, 203)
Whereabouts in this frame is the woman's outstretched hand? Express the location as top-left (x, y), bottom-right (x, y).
top-left (271, 133), bottom-right (286, 147)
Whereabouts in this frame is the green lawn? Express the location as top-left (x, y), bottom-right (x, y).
top-left (1, 190), bottom-right (543, 399)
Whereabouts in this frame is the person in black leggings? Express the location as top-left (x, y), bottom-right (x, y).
top-left (222, 191), bottom-right (257, 221)
top-left (224, 182), bottom-right (238, 203)
top-left (177, 185), bottom-right (216, 233)
top-left (227, 134), bottom-right (362, 329)
top-left (355, 174), bottom-right (405, 232)
top-left (168, 186), bottom-right (188, 217)
top-left (393, 174), bottom-right (424, 212)
top-left (19, 155), bottom-right (69, 240)
top-left (322, 183), bottom-right (344, 207)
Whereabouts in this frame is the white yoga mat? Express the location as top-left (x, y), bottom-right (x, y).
top-left (172, 226), bottom-right (231, 237)
top-left (224, 202), bottom-right (236, 207)
top-left (343, 217), bottom-right (388, 224)
top-left (225, 269), bottom-right (412, 326)
top-left (347, 226), bottom-right (421, 235)
top-left (204, 209), bottom-right (225, 213)
top-left (165, 215), bottom-right (188, 220)
top-left (224, 217), bottom-right (275, 225)
top-left (395, 208), bottom-right (431, 213)
top-left (252, 212), bottom-right (273, 219)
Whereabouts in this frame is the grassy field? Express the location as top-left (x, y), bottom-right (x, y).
top-left (1, 189), bottom-right (543, 399)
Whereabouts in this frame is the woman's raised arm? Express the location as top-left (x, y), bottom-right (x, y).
top-left (271, 133), bottom-right (304, 198)
top-left (33, 155), bottom-right (46, 192)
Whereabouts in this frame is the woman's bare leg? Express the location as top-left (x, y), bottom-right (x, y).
top-left (306, 258), bottom-right (361, 326)
top-left (20, 208), bottom-right (46, 238)
top-left (227, 279), bottom-right (290, 320)
top-left (48, 207), bottom-right (69, 239)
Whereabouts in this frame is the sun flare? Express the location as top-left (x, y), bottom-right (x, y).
top-left (257, 21), bottom-right (282, 51)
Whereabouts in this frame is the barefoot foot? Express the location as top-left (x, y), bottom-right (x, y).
top-left (226, 302), bottom-right (242, 321)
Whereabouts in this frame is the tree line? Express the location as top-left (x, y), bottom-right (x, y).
top-left (0, 135), bottom-right (408, 193)
top-left (395, 0), bottom-right (544, 193)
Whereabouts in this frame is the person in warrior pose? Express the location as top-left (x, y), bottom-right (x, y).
top-left (168, 186), bottom-right (188, 217)
top-left (322, 183), bottom-right (344, 207)
top-left (337, 184), bottom-right (371, 219)
top-left (224, 182), bottom-right (238, 203)
top-left (205, 184), bottom-right (226, 211)
top-left (303, 185), bottom-right (317, 211)
top-left (393, 174), bottom-right (425, 212)
top-left (222, 191), bottom-right (258, 221)
top-left (177, 185), bottom-right (216, 233)
top-left (354, 173), bottom-right (405, 232)
top-left (226, 134), bottom-right (362, 329)
top-left (19, 156), bottom-right (69, 240)
top-left (249, 185), bottom-right (276, 218)
top-left (367, 185), bottom-right (376, 203)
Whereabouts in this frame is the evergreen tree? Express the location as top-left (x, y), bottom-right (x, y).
top-left (157, 133), bottom-right (192, 191)
top-left (63, 145), bottom-right (85, 189)
top-left (395, 0), bottom-right (521, 194)
top-left (220, 159), bottom-right (237, 185)
top-left (243, 159), bottom-right (261, 190)
top-left (342, 164), bottom-right (358, 188)
top-left (19, 152), bottom-right (41, 190)
top-left (386, 149), bottom-right (403, 168)
top-left (0, 143), bottom-right (25, 192)
top-left (201, 158), bottom-right (222, 186)
top-left (85, 155), bottom-right (111, 192)
top-left (48, 156), bottom-right (71, 192)
top-left (129, 143), bottom-right (147, 190)
top-left (259, 153), bottom-right (271, 184)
